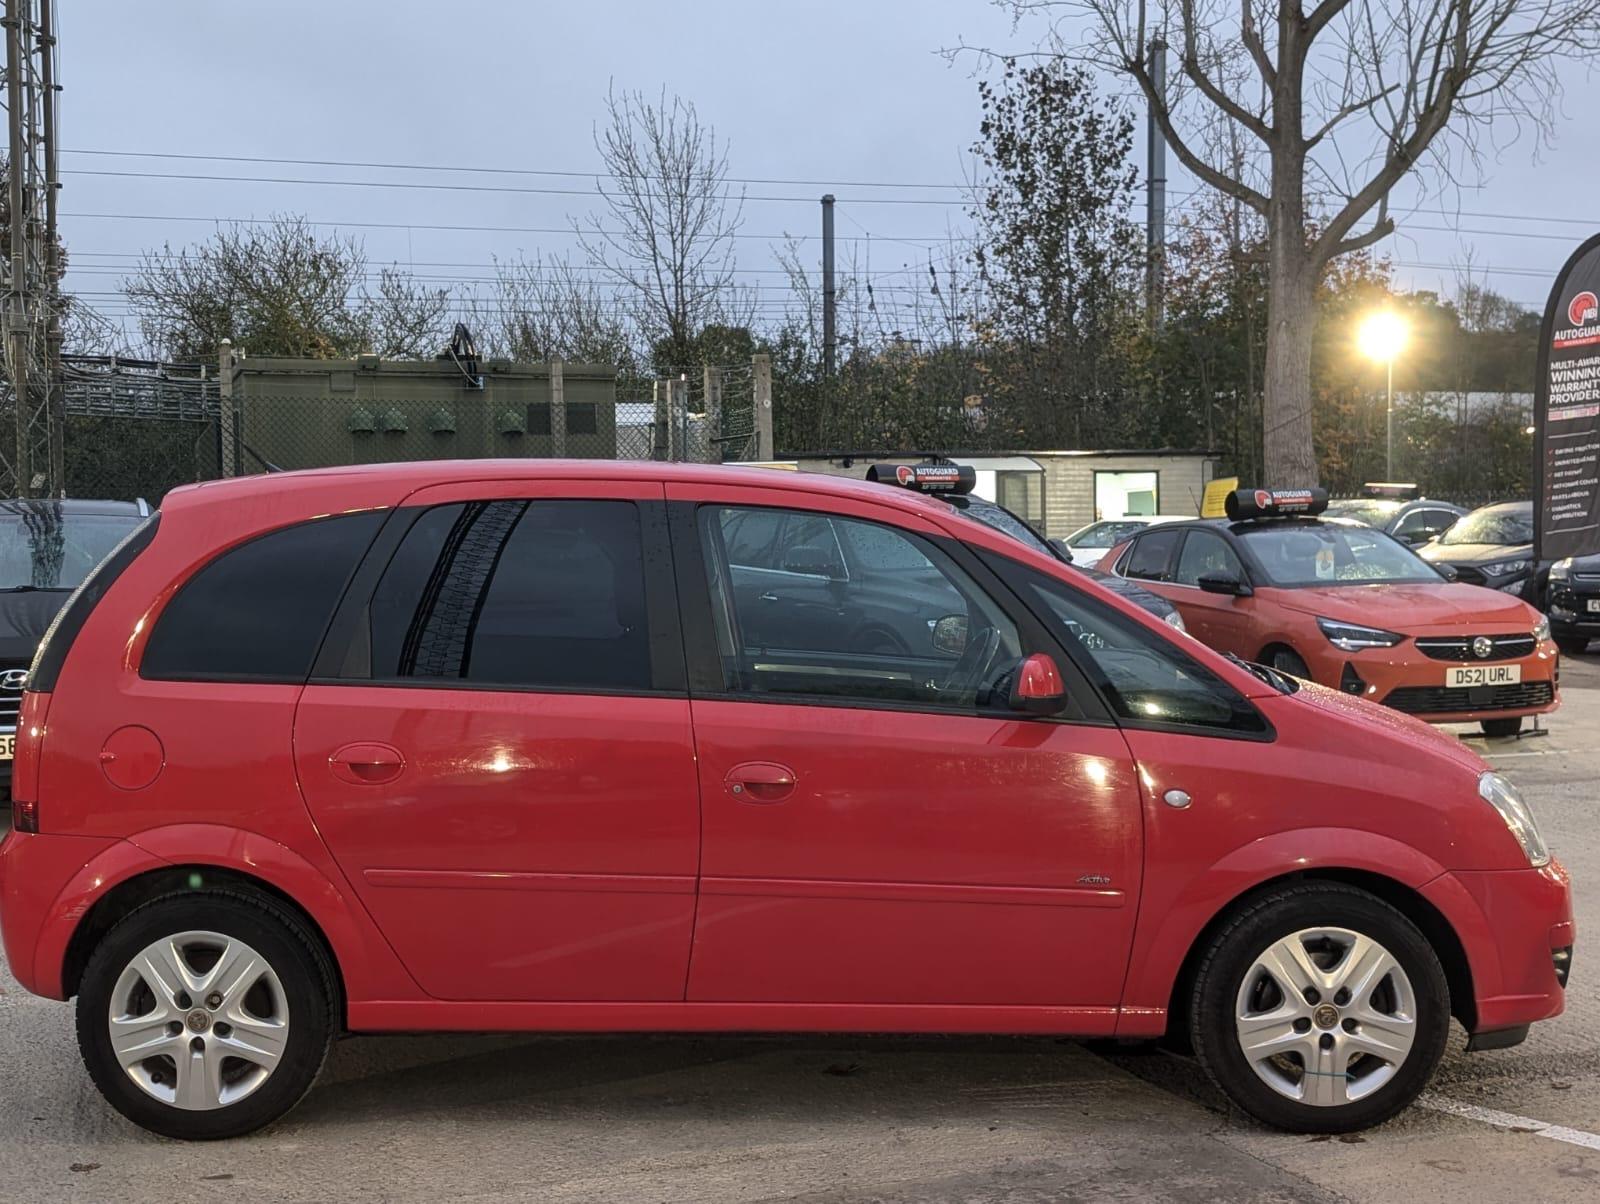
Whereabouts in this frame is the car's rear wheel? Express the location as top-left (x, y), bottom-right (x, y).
top-left (1190, 883), bottom-right (1450, 1133)
top-left (76, 891), bottom-right (335, 1140)
top-left (1481, 717), bottom-right (1524, 738)
top-left (1267, 647), bottom-right (1311, 679)
top-left (1556, 636), bottom-right (1589, 656)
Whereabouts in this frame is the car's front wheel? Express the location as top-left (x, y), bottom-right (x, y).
top-left (1555, 636), bottom-right (1589, 657)
top-left (1481, 717), bottom-right (1524, 739)
top-left (76, 890), bottom-right (335, 1140)
top-left (1190, 883), bottom-right (1450, 1133)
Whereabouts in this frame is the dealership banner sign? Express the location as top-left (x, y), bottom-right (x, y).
top-left (1535, 233), bottom-right (1600, 561)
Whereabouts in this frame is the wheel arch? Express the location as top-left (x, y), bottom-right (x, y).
top-left (1162, 868), bottom-right (1477, 1046)
top-left (61, 864), bottom-right (349, 1023)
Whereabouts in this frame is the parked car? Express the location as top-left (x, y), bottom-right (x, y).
top-left (1324, 484), bottom-right (1465, 547)
top-left (1545, 554), bottom-right (1600, 654)
top-left (1057, 515), bottom-right (1191, 566)
top-left (0, 498), bottom-right (149, 795)
top-left (1103, 488), bottom-right (1558, 738)
top-left (863, 461), bottom-right (1186, 631)
top-left (0, 462), bottom-right (1571, 1140)
top-left (1417, 501), bottom-right (1542, 602)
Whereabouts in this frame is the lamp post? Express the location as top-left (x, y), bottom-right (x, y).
top-left (1357, 310), bottom-right (1409, 479)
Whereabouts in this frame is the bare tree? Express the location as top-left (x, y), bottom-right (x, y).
top-left (359, 268), bottom-right (452, 359)
top-left (998, 1), bottom-right (1600, 485)
top-left (471, 253), bottom-right (638, 368)
top-left (575, 85), bottom-right (745, 371)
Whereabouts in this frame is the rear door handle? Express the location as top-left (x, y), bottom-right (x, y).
top-left (330, 742), bottom-right (405, 785)
top-left (724, 761), bottom-right (797, 803)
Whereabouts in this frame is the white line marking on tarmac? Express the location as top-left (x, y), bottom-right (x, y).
top-left (1419, 1094), bottom-right (1600, 1151)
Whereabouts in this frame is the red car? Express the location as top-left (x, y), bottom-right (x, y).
top-left (0, 462), bottom-right (1573, 1139)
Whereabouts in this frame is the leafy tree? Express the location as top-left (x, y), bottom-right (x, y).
top-left (969, 59), bottom-right (1145, 446)
top-left (125, 215), bottom-right (450, 362)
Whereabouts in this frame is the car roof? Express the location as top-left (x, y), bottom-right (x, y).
top-left (0, 497), bottom-right (147, 517)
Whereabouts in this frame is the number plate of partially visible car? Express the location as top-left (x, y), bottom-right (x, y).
top-left (1447, 664), bottom-right (1521, 688)
top-left (0, 732), bottom-right (13, 760)
top-left (1587, 598), bottom-right (1600, 613)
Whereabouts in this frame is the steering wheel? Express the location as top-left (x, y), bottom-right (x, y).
top-left (942, 623), bottom-right (1002, 700)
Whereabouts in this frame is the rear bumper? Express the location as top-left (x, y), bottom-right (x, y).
top-left (0, 828), bottom-right (121, 997)
top-left (1421, 859), bottom-right (1574, 1037)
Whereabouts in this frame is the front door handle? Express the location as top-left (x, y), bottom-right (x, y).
top-left (759, 591), bottom-right (779, 602)
top-left (725, 761), bottom-right (797, 803)
top-left (330, 742), bottom-right (405, 785)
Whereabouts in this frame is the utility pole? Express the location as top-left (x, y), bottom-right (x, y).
top-left (1145, 38), bottom-right (1167, 332)
top-left (821, 194), bottom-right (836, 378)
top-left (39, 0), bottom-right (59, 490)
top-left (2, 0), bottom-right (57, 497)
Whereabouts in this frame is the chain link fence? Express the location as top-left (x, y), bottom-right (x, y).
top-left (58, 358), bottom-right (771, 502)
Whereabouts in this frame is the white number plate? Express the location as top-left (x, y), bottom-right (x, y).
top-left (1447, 664), bottom-right (1521, 688)
top-left (0, 733), bottom-right (13, 761)
top-left (1587, 598), bottom-right (1600, 613)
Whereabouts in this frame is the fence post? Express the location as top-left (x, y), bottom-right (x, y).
top-left (218, 340), bottom-right (237, 477)
top-left (753, 353), bottom-right (773, 461)
top-left (702, 365), bottom-right (721, 463)
top-left (549, 358), bottom-right (567, 456)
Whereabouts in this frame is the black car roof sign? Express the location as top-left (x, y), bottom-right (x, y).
top-left (1360, 482), bottom-right (1420, 500)
top-left (1224, 487), bottom-right (1330, 520)
top-left (865, 461), bottom-right (977, 495)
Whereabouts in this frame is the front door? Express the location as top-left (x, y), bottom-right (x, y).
top-left (294, 481), bottom-right (700, 1002)
top-left (1168, 528), bottom-right (1256, 655)
top-left (672, 486), bottom-right (1145, 1011)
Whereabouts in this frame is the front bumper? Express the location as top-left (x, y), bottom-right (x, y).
top-left (1326, 638), bottom-right (1560, 723)
top-left (1548, 578), bottom-right (1600, 639)
top-left (1421, 858), bottom-right (1574, 1039)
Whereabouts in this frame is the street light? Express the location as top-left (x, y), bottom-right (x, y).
top-left (1357, 310), bottom-right (1409, 479)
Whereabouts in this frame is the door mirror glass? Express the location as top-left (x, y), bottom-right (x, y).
top-left (1007, 652), bottom-right (1067, 715)
top-left (782, 544), bottom-right (842, 578)
top-left (931, 614), bottom-right (969, 656)
top-left (1197, 571), bottom-right (1252, 597)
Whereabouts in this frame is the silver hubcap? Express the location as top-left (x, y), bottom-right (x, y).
top-left (108, 931), bottom-right (289, 1111)
top-left (1234, 927), bottom-right (1417, 1107)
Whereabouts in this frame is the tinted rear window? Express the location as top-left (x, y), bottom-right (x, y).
top-left (142, 511), bottom-right (384, 681)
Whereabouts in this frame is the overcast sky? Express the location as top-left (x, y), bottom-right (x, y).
top-left (56, 0), bottom-right (1600, 345)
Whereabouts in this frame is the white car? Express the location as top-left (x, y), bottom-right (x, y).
top-left (1057, 515), bottom-right (1192, 567)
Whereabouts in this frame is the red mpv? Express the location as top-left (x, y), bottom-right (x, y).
top-left (0, 462), bottom-right (1574, 1139)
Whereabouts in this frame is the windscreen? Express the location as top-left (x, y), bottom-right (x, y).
top-left (0, 505), bottom-right (143, 591)
top-left (1324, 499), bottom-right (1402, 527)
top-left (1437, 505), bottom-right (1533, 547)
top-left (1238, 523), bottom-right (1442, 586)
top-left (1066, 520), bottom-right (1146, 548)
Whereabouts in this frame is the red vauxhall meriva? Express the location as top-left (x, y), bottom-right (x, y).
top-left (0, 461), bottom-right (1574, 1139)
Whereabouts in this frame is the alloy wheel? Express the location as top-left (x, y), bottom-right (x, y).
top-left (107, 930), bottom-right (290, 1111)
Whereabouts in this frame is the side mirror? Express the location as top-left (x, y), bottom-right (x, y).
top-left (1197, 571), bottom-right (1252, 597)
top-left (1435, 563), bottom-right (1459, 582)
top-left (1007, 652), bottom-right (1068, 716)
top-left (931, 614), bottom-right (969, 656)
top-left (782, 545), bottom-right (842, 578)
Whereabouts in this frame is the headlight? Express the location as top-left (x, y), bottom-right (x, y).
top-left (1482, 559), bottom-right (1531, 578)
top-left (1478, 771), bottom-right (1550, 866)
top-left (1163, 609), bottom-right (1187, 633)
top-left (1534, 614), bottom-right (1551, 642)
top-left (1549, 557), bottom-right (1573, 582)
top-left (1316, 618), bottom-right (1404, 651)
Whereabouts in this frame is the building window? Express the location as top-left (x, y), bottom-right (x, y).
top-left (526, 402), bottom-right (553, 436)
top-left (1094, 470), bottom-right (1159, 519)
top-left (568, 403), bottom-right (598, 435)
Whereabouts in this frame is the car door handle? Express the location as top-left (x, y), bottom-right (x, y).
top-left (724, 761), bottom-right (797, 803)
top-left (759, 591), bottom-right (779, 602)
top-left (330, 742), bottom-right (405, 785)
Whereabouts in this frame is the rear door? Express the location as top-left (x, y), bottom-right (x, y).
top-left (294, 479), bottom-right (701, 1002)
top-left (671, 483), bottom-right (1145, 1014)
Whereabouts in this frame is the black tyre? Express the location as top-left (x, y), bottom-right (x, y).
top-left (1267, 647), bottom-right (1311, 679)
top-left (76, 890), bottom-right (336, 1140)
top-left (1189, 883), bottom-right (1450, 1133)
top-left (1556, 636), bottom-right (1589, 656)
top-left (1481, 717), bottom-right (1524, 739)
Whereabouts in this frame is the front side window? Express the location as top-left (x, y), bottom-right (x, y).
top-left (364, 499), bottom-right (652, 691)
top-left (1022, 572), bottom-right (1266, 734)
top-left (1238, 523), bottom-right (1442, 586)
top-left (143, 510), bottom-right (384, 681)
top-left (700, 505), bottom-right (1021, 710)
top-left (1174, 530), bottom-right (1246, 586)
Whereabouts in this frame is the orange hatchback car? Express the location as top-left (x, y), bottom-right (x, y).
top-left (1103, 489), bottom-right (1558, 737)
